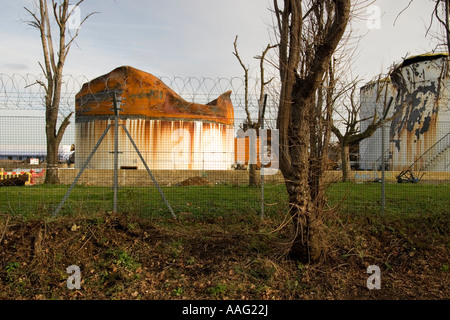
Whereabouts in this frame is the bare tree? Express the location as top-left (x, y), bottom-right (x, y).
top-left (331, 82), bottom-right (385, 181)
top-left (233, 35), bottom-right (275, 186)
top-left (25, 0), bottom-right (96, 184)
top-left (272, 0), bottom-right (351, 262)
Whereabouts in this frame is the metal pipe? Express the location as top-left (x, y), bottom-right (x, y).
top-left (112, 93), bottom-right (120, 214)
top-left (381, 121), bottom-right (385, 214)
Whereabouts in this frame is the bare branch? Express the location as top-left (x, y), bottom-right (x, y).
top-left (255, 42), bottom-right (276, 124)
top-left (303, 1), bottom-right (319, 20)
top-left (425, 1), bottom-right (440, 37)
top-left (433, 1), bottom-right (448, 31)
top-left (37, 61), bottom-right (47, 78)
top-left (64, 11), bottom-right (99, 59)
top-left (24, 80), bottom-right (47, 92)
top-left (232, 35), bottom-right (249, 73)
top-left (56, 111), bottom-right (73, 146)
top-left (23, 7), bottom-right (41, 29)
top-left (52, 0), bottom-right (63, 29)
top-left (273, 0), bottom-right (283, 46)
top-left (393, 0), bottom-right (414, 27)
top-left (37, 0), bottom-right (57, 74)
top-left (232, 35), bottom-right (251, 123)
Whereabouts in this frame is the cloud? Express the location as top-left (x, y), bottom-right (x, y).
top-left (2, 0), bottom-right (441, 83)
top-left (1, 0), bottom-right (276, 79)
top-left (3, 63), bottom-right (29, 71)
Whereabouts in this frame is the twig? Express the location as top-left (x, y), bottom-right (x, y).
top-left (76, 234), bottom-right (93, 253)
top-left (393, 0), bottom-right (414, 27)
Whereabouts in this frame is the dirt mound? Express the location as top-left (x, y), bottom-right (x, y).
top-left (178, 176), bottom-right (212, 186)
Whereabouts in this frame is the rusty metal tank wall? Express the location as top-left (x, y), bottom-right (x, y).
top-left (75, 119), bottom-right (235, 170)
top-left (389, 55), bottom-right (450, 172)
top-left (74, 66), bottom-right (236, 171)
top-left (360, 54), bottom-right (450, 172)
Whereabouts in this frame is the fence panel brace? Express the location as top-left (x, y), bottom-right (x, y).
top-left (53, 92), bottom-right (176, 218)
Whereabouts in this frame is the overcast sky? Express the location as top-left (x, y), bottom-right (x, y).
top-left (0, 0), bottom-right (444, 82)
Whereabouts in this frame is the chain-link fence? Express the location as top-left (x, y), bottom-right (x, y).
top-left (0, 72), bottom-right (449, 218)
top-left (0, 72), bottom-right (283, 217)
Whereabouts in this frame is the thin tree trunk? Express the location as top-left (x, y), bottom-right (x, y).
top-left (45, 71), bottom-right (61, 184)
top-left (340, 142), bottom-right (351, 182)
top-left (45, 134), bottom-right (60, 184)
top-left (249, 163), bottom-right (257, 187)
top-left (44, 109), bottom-right (73, 184)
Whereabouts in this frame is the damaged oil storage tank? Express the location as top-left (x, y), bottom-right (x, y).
top-left (360, 53), bottom-right (450, 172)
top-left (75, 66), bottom-right (235, 170)
top-left (359, 78), bottom-right (396, 171)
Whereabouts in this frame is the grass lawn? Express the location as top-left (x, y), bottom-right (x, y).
top-left (1, 181), bottom-right (448, 219)
top-left (326, 182), bottom-right (450, 217)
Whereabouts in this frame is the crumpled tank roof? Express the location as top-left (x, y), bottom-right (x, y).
top-left (75, 66), bottom-right (234, 125)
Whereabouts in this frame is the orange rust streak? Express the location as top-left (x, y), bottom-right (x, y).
top-left (77, 120), bottom-right (236, 170)
top-left (234, 137), bottom-right (262, 167)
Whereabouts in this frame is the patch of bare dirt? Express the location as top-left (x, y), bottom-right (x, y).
top-left (178, 176), bottom-right (212, 186)
top-left (0, 211), bottom-right (448, 300)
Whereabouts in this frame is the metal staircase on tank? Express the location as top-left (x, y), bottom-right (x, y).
top-left (422, 143), bottom-right (450, 171)
top-left (410, 132), bottom-right (450, 172)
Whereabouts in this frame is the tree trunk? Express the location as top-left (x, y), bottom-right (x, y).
top-left (274, 0), bottom-right (351, 263)
top-left (249, 163), bottom-right (257, 187)
top-left (45, 108), bottom-right (60, 184)
top-left (45, 138), bottom-right (60, 184)
top-left (25, 0), bottom-right (90, 184)
top-left (285, 175), bottom-right (325, 262)
top-left (341, 142), bottom-right (351, 182)
top-left (281, 77), bottom-right (324, 262)
top-left (44, 102), bottom-right (72, 184)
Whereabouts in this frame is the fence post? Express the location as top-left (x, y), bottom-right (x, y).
top-left (112, 93), bottom-right (122, 214)
top-left (260, 94), bottom-right (267, 219)
top-left (381, 121), bottom-right (386, 214)
top-left (381, 96), bottom-right (393, 215)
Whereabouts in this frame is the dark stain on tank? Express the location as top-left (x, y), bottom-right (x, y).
top-left (420, 115), bottom-right (432, 135)
top-left (389, 79), bottom-right (439, 152)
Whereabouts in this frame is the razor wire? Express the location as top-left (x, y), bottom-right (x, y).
top-left (0, 73), bottom-right (279, 129)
